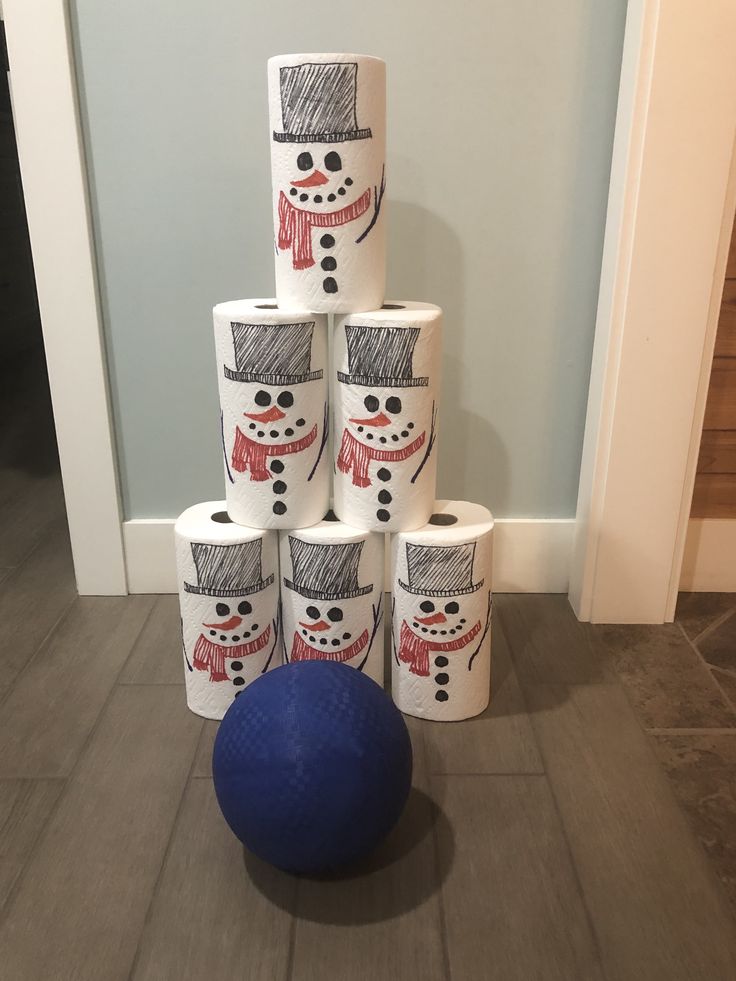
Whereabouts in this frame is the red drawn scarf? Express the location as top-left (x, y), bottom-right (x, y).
top-left (193, 625), bottom-right (271, 682)
top-left (278, 189), bottom-right (371, 270)
top-left (336, 428), bottom-right (425, 488)
top-left (398, 619), bottom-right (481, 678)
top-left (290, 628), bottom-right (370, 664)
top-left (231, 424), bottom-right (318, 481)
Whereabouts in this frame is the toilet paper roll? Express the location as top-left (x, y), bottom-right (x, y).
top-left (333, 302), bottom-right (442, 532)
top-left (175, 502), bottom-right (281, 720)
top-left (390, 500), bottom-right (493, 722)
top-left (213, 299), bottom-right (329, 529)
top-left (279, 511), bottom-right (385, 686)
top-left (268, 53), bottom-right (386, 314)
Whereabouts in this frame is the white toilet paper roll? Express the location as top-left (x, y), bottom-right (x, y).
top-left (213, 299), bottom-right (329, 529)
top-left (333, 303), bottom-right (442, 532)
top-left (391, 500), bottom-right (493, 722)
top-left (279, 511), bottom-right (385, 686)
top-left (268, 53), bottom-right (386, 314)
top-left (175, 502), bottom-right (281, 720)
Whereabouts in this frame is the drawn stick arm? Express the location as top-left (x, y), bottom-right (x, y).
top-left (308, 402), bottom-right (329, 482)
top-left (355, 165), bottom-right (385, 244)
top-left (220, 411), bottom-right (235, 485)
top-left (262, 600), bottom-right (282, 673)
top-left (181, 617), bottom-right (193, 671)
top-left (468, 592), bottom-right (493, 670)
top-left (411, 401), bottom-right (438, 484)
top-left (391, 595), bottom-right (401, 665)
top-left (357, 594), bottom-right (384, 672)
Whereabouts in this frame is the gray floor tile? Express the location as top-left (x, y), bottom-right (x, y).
top-left (652, 733), bottom-right (736, 914)
top-left (420, 617), bottom-right (544, 774)
top-left (119, 595), bottom-right (185, 685)
top-left (435, 774), bottom-right (604, 981)
top-left (0, 471), bottom-right (65, 569)
top-left (132, 778), bottom-right (294, 981)
top-left (0, 778), bottom-right (64, 909)
top-left (0, 594), bottom-right (155, 777)
top-left (495, 593), bottom-right (611, 685)
top-left (0, 686), bottom-right (202, 981)
top-left (0, 517), bottom-right (77, 697)
top-left (528, 683), bottom-right (736, 980)
top-left (698, 613), bottom-right (736, 674)
top-left (713, 668), bottom-right (736, 711)
top-left (589, 624), bottom-right (736, 729)
top-left (192, 719), bottom-right (218, 777)
top-left (675, 592), bottom-right (736, 641)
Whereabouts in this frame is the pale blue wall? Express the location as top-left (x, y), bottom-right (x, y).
top-left (71, 0), bottom-right (627, 519)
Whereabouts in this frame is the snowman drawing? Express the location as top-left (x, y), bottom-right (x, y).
top-left (183, 539), bottom-right (280, 702)
top-left (395, 542), bottom-right (492, 709)
top-left (224, 320), bottom-right (328, 522)
top-left (270, 59), bottom-right (385, 305)
top-left (283, 536), bottom-right (383, 677)
top-left (335, 324), bottom-right (437, 527)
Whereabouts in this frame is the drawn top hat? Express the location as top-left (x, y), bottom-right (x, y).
top-left (398, 542), bottom-right (484, 598)
top-left (224, 322), bottom-right (323, 386)
top-left (184, 540), bottom-right (274, 597)
top-left (337, 325), bottom-right (428, 388)
top-left (273, 61), bottom-right (372, 144)
top-left (284, 537), bottom-right (373, 601)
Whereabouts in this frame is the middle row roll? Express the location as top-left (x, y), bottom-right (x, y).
top-left (214, 299), bottom-right (442, 533)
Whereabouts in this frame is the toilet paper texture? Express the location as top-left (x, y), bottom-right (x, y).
top-left (214, 299), bottom-right (329, 529)
top-left (279, 513), bottom-right (385, 686)
top-left (390, 500), bottom-right (493, 722)
top-left (175, 501), bottom-right (281, 720)
top-left (333, 302), bottom-right (442, 533)
top-left (268, 53), bottom-right (386, 314)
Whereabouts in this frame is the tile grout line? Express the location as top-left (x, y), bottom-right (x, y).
top-left (284, 875), bottom-right (299, 981)
top-left (126, 715), bottom-right (206, 981)
top-left (676, 622), bottom-right (736, 719)
top-left (647, 727), bottom-right (736, 736)
top-left (426, 777), bottom-right (453, 981)
top-left (691, 607), bottom-right (736, 648)
top-left (0, 595), bottom-right (77, 710)
top-left (0, 598), bottom-right (159, 927)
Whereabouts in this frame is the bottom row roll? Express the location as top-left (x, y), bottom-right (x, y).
top-left (174, 499), bottom-right (493, 722)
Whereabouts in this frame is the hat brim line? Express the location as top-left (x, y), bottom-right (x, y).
top-left (183, 573), bottom-right (275, 597)
top-left (397, 578), bottom-right (484, 598)
top-left (224, 367), bottom-right (324, 385)
top-left (283, 578), bottom-right (373, 600)
top-left (273, 128), bottom-right (372, 144)
top-left (336, 371), bottom-right (429, 388)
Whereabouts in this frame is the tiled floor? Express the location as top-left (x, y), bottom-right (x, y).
top-left (1, 356), bottom-right (736, 979)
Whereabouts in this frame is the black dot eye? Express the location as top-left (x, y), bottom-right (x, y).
top-left (364, 394), bottom-right (380, 412)
top-left (420, 600), bottom-right (435, 613)
top-left (254, 390), bottom-right (271, 407)
top-left (297, 151), bottom-right (313, 171)
top-left (385, 396), bottom-right (402, 414)
top-left (327, 607), bottom-right (343, 622)
top-left (445, 601), bottom-right (459, 615)
top-left (324, 151), bottom-right (342, 172)
top-left (216, 603), bottom-right (230, 616)
top-left (277, 391), bottom-right (294, 408)
top-left (238, 601), bottom-right (252, 616)
top-left (306, 605), bottom-right (320, 620)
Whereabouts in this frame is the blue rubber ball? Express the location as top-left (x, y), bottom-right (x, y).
top-left (212, 661), bottom-right (413, 874)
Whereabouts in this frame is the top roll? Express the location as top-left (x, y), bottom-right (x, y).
top-left (268, 53), bottom-right (386, 314)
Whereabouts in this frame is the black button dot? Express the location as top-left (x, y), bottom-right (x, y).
top-left (407, 422), bottom-right (415, 429)
top-left (314, 194), bottom-right (322, 203)
top-left (331, 638), bottom-right (341, 647)
top-left (391, 434), bottom-right (399, 442)
top-left (377, 468), bottom-right (391, 481)
top-left (440, 630), bottom-right (447, 636)
top-left (273, 480), bottom-right (287, 494)
top-left (252, 624), bottom-right (258, 630)
top-left (376, 508), bottom-right (391, 523)
top-left (327, 193), bottom-right (336, 202)
top-left (296, 418), bottom-right (305, 427)
top-left (366, 433), bottom-right (374, 440)
top-left (379, 436), bottom-right (387, 444)
top-left (270, 459), bottom-right (284, 473)
top-left (243, 632), bottom-right (251, 638)
top-left (290, 188), bottom-right (297, 196)
top-left (435, 656), bottom-right (449, 667)
top-left (219, 634), bottom-right (227, 641)
top-left (430, 630), bottom-right (438, 636)
top-left (232, 636), bottom-right (240, 643)
top-left (401, 430), bottom-right (409, 438)
top-left (321, 256), bottom-right (337, 271)
top-left (257, 430), bottom-right (265, 438)
top-left (301, 629), bottom-right (307, 636)
top-left (345, 177), bottom-right (353, 186)
top-left (209, 630), bottom-right (216, 637)
top-left (319, 638), bottom-right (327, 645)
top-left (233, 677), bottom-right (245, 687)
top-left (323, 277), bottom-right (338, 293)
top-left (285, 428), bottom-right (294, 436)
top-left (357, 426), bottom-right (364, 433)
top-left (321, 234), bottom-right (335, 248)
top-left (248, 423), bottom-right (256, 430)
top-left (273, 501), bottom-right (287, 515)
top-left (338, 187), bottom-right (346, 196)
top-left (269, 430), bottom-right (279, 438)
top-left (435, 672), bottom-right (450, 685)
top-left (309, 635), bottom-right (315, 643)
top-left (378, 489), bottom-right (392, 504)
top-left (342, 632), bottom-right (351, 640)
top-left (231, 660), bottom-right (243, 671)
top-left (299, 193), bottom-right (308, 202)
top-left (421, 627), bottom-right (428, 634)
top-left (435, 690), bottom-right (449, 702)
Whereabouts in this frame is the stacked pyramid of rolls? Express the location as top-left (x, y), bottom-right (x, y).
top-left (175, 54), bottom-right (494, 723)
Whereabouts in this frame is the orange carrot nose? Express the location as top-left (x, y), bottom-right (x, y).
top-left (203, 615), bottom-right (243, 630)
top-left (416, 612), bottom-right (447, 625)
top-left (244, 405), bottom-right (286, 423)
top-left (349, 412), bottom-right (391, 427)
top-left (299, 619), bottom-right (330, 631)
top-left (291, 170), bottom-right (329, 188)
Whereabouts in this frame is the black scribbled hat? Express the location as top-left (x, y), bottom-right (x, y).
top-left (284, 537), bottom-right (373, 600)
top-left (184, 540), bottom-right (274, 597)
top-left (337, 325), bottom-right (429, 388)
top-left (273, 62), bottom-right (372, 144)
top-left (224, 322), bottom-right (323, 386)
top-left (398, 542), bottom-right (484, 598)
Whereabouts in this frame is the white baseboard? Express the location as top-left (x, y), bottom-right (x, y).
top-left (122, 517), bottom-right (574, 595)
top-left (680, 519), bottom-right (736, 591)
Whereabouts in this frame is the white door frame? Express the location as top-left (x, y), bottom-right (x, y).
top-left (5, 0), bottom-right (734, 609)
top-left (569, 0), bottom-right (736, 623)
top-left (3, 0), bottom-right (127, 594)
